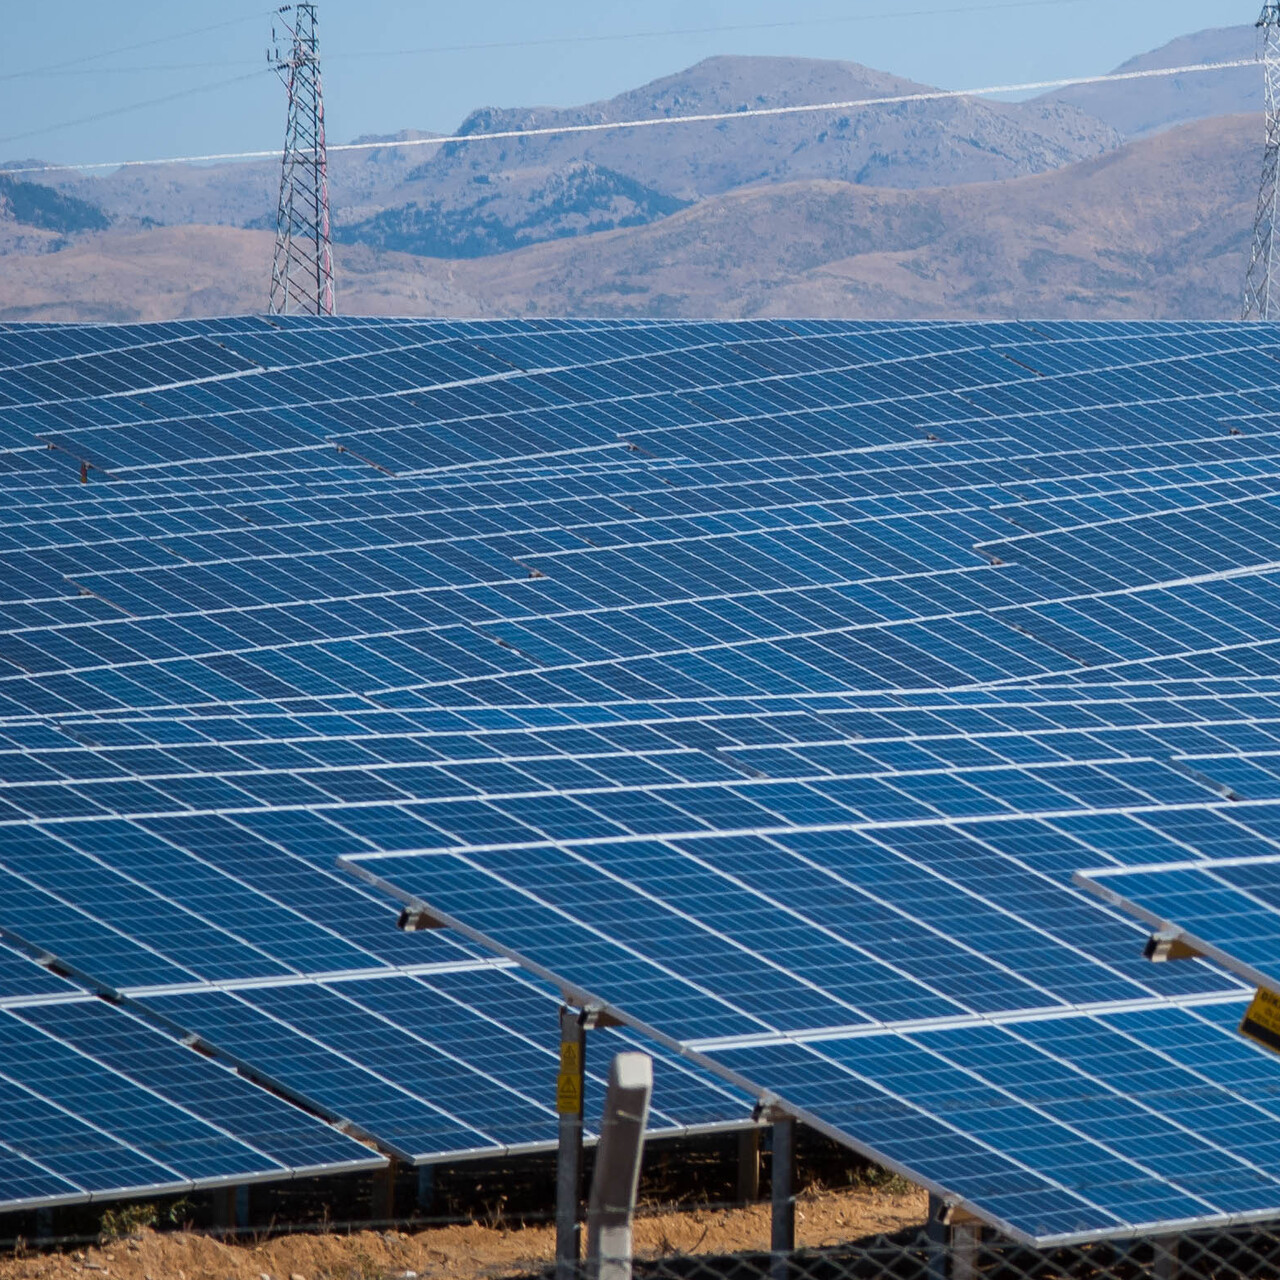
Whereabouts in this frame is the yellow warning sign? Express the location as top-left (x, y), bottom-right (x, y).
top-left (556, 1041), bottom-right (583, 1114)
top-left (1240, 987), bottom-right (1280, 1055)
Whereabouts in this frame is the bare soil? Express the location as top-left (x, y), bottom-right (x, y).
top-left (0, 1186), bottom-right (927, 1280)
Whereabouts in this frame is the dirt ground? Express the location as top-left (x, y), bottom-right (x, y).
top-left (0, 1185), bottom-right (928, 1280)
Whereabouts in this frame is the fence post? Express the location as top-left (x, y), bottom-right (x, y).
top-left (556, 1006), bottom-right (587, 1280)
top-left (950, 1213), bottom-right (981, 1280)
top-left (770, 1115), bottom-right (796, 1280)
top-left (586, 1052), bottom-right (653, 1280)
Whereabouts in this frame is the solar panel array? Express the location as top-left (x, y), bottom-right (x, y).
top-left (6, 315), bottom-right (1280, 1242)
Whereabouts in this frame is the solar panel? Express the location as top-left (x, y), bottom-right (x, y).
top-left (0, 991), bottom-right (382, 1212)
top-left (11, 316), bottom-right (1280, 1238)
top-left (1076, 855), bottom-right (1280, 995)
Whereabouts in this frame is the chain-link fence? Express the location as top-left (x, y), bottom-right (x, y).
top-left (522, 1223), bottom-right (1280, 1280)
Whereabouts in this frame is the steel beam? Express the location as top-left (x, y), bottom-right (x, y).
top-left (556, 1006), bottom-right (588, 1280)
top-left (770, 1117), bottom-right (796, 1280)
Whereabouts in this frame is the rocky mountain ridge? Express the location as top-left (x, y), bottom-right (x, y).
top-left (0, 114), bottom-right (1256, 324)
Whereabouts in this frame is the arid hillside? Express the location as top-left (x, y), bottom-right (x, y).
top-left (0, 114), bottom-right (1256, 324)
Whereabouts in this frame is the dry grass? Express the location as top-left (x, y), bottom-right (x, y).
top-left (0, 1184), bottom-right (926, 1280)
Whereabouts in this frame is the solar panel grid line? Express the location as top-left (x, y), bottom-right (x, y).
top-left (808, 822), bottom-right (1203, 1006)
top-left (17, 686), bottom-right (1280, 746)
top-left (0, 815), bottom-right (461, 985)
top-left (342, 819), bottom-right (1136, 1030)
top-left (607, 825), bottom-right (1141, 1017)
top-left (2, 516), bottom-right (1264, 663)
top-left (113, 957), bottom-right (518, 1000)
top-left (683, 990), bottom-right (1253, 1052)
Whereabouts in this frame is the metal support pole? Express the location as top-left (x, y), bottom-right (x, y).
top-left (371, 1159), bottom-right (397, 1223)
top-left (586, 1052), bottom-right (653, 1280)
top-left (737, 1128), bottom-right (761, 1203)
top-left (417, 1164), bottom-right (435, 1215)
top-left (770, 1117), bottom-right (796, 1280)
top-left (926, 1194), bottom-right (948, 1280)
top-left (556, 1006), bottom-right (587, 1280)
top-left (212, 1185), bottom-right (250, 1233)
top-left (1153, 1235), bottom-right (1180, 1280)
top-left (34, 1207), bottom-right (53, 1243)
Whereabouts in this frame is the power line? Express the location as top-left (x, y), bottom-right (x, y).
top-left (0, 9), bottom-right (274, 84)
top-left (3, 57), bottom-right (1259, 178)
top-left (0, 71), bottom-right (272, 150)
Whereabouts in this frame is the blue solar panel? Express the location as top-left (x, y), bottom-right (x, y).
top-left (0, 995), bottom-right (381, 1210)
top-left (1077, 855), bottom-right (1280, 993)
top-left (12, 316), bottom-right (1280, 1238)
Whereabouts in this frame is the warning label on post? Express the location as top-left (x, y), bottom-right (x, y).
top-left (1241, 987), bottom-right (1280, 1054)
top-left (556, 1041), bottom-right (583, 1115)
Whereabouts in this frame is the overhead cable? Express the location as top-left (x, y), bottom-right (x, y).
top-left (3, 57), bottom-right (1259, 178)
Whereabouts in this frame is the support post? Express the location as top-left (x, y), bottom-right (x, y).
top-left (926, 1194), bottom-right (948, 1280)
top-left (1153, 1235), bottom-right (1180, 1280)
top-left (34, 1207), bottom-right (53, 1243)
top-left (417, 1164), bottom-right (435, 1216)
top-left (737, 1128), bottom-right (761, 1203)
top-left (586, 1052), bottom-right (653, 1280)
top-left (556, 1006), bottom-right (587, 1280)
top-left (211, 1185), bottom-right (249, 1233)
top-left (770, 1116), bottom-right (796, 1280)
top-left (371, 1159), bottom-right (397, 1223)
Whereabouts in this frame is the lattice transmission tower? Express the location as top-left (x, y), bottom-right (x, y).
top-left (268, 3), bottom-right (336, 316)
top-left (1244, 2), bottom-right (1280, 320)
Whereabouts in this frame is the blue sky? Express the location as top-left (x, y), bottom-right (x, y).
top-left (0, 0), bottom-right (1262, 167)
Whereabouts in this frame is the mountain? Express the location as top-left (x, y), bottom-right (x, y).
top-left (38, 55), bottom-right (1120, 260)
top-left (0, 173), bottom-right (109, 235)
top-left (1039, 25), bottom-right (1260, 138)
top-left (337, 56), bottom-right (1120, 257)
top-left (0, 115), bottom-right (1254, 324)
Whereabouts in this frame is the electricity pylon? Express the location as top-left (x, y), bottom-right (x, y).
top-left (1244, 2), bottom-right (1280, 321)
top-left (268, 3), bottom-right (336, 316)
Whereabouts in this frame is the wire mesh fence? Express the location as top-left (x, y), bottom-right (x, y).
top-left (522, 1222), bottom-right (1280, 1280)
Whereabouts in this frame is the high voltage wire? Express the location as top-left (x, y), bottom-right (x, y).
top-left (0, 71), bottom-right (273, 150)
top-left (0, 9), bottom-right (275, 84)
top-left (2, 57), bottom-right (1259, 179)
